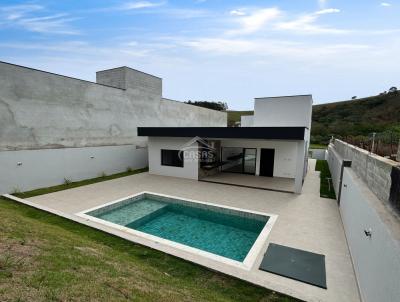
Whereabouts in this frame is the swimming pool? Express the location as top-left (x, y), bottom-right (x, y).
top-left (79, 192), bottom-right (277, 266)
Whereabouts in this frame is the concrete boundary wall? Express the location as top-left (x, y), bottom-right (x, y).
top-left (0, 61), bottom-right (226, 193)
top-left (0, 61), bottom-right (226, 151)
top-left (326, 144), bottom-right (343, 196)
top-left (340, 168), bottom-right (400, 302)
top-left (331, 139), bottom-right (397, 204)
top-left (327, 139), bottom-right (400, 302)
top-left (0, 145), bottom-right (148, 193)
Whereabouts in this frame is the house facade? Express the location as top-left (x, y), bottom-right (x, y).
top-left (139, 95), bottom-right (313, 193)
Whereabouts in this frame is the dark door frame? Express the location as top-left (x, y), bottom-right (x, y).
top-left (259, 148), bottom-right (275, 177)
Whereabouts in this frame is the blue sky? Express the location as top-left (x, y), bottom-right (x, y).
top-left (0, 0), bottom-right (399, 109)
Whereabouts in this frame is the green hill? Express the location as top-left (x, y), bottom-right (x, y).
top-left (227, 92), bottom-right (400, 144)
top-left (312, 92), bottom-right (400, 143)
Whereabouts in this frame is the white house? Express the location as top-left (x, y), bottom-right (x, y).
top-left (138, 95), bottom-right (313, 194)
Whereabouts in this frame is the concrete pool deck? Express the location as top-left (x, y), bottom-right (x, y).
top-left (201, 172), bottom-right (295, 192)
top-left (7, 159), bottom-right (360, 302)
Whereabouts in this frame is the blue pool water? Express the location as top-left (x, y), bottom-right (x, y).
top-left (88, 194), bottom-right (269, 261)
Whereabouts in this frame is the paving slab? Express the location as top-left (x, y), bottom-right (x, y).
top-left (23, 159), bottom-right (360, 302)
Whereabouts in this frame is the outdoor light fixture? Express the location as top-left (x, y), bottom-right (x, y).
top-left (364, 228), bottom-right (372, 238)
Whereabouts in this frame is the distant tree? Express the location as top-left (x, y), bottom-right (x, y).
top-left (352, 96), bottom-right (357, 100)
top-left (185, 100), bottom-right (228, 111)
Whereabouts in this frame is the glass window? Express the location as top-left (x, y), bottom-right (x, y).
top-left (161, 149), bottom-right (184, 167)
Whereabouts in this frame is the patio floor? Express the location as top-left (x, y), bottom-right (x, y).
top-left (201, 172), bottom-right (295, 192)
top-left (14, 159), bottom-right (360, 302)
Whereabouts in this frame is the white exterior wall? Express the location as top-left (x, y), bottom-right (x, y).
top-left (253, 95), bottom-right (312, 128)
top-left (253, 95), bottom-right (312, 143)
top-left (240, 115), bottom-right (254, 127)
top-left (220, 139), bottom-right (298, 178)
top-left (340, 168), bottom-right (400, 302)
top-left (309, 148), bottom-right (326, 160)
top-left (148, 137), bottom-right (198, 180)
top-left (326, 144), bottom-right (343, 196)
top-left (0, 145), bottom-right (148, 193)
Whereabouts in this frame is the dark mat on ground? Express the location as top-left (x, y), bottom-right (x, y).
top-left (259, 243), bottom-right (327, 289)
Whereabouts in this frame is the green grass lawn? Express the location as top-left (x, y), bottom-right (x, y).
top-left (315, 160), bottom-right (336, 199)
top-left (13, 167), bottom-right (148, 199)
top-left (309, 144), bottom-right (328, 149)
top-left (0, 171), bottom-right (299, 301)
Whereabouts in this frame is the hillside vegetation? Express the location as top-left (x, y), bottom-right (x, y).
top-left (227, 110), bottom-right (253, 126)
top-left (227, 92), bottom-right (400, 144)
top-left (312, 92), bottom-right (400, 144)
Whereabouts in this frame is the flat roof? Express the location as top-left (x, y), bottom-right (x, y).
top-left (254, 94), bottom-right (312, 100)
top-left (138, 127), bottom-right (305, 140)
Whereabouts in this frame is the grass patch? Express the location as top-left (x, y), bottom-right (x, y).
top-left (315, 160), bottom-right (336, 199)
top-left (309, 144), bottom-right (327, 149)
top-left (13, 167), bottom-right (148, 199)
top-left (0, 197), bottom-right (299, 301)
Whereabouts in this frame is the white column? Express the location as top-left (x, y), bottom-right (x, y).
top-left (294, 140), bottom-right (306, 194)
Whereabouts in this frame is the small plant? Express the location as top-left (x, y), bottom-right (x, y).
top-left (0, 251), bottom-right (25, 278)
top-left (12, 187), bottom-right (21, 195)
top-left (64, 178), bottom-right (72, 185)
top-left (126, 167), bottom-right (132, 173)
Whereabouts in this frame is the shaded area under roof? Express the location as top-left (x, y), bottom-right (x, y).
top-left (137, 127), bottom-right (305, 140)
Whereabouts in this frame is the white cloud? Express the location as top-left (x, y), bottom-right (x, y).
top-left (121, 1), bottom-right (166, 10)
top-left (0, 4), bottom-right (43, 19)
top-left (181, 37), bottom-right (370, 59)
top-left (381, 2), bottom-right (392, 7)
top-left (0, 4), bottom-right (79, 34)
top-left (226, 6), bottom-right (344, 36)
top-left (315, 8), bottom-right (340, 15)
top-left (228, 8), bottom-right (281, 35)
top-left (276, 8), bottom-right (347, 34)
top-left (230, 9), bottom-right (246, 16)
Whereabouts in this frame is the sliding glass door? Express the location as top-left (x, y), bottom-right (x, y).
top-left (221, 147), bottom-right (256, 175)
top-left (243, 148), bottom-right (257, 174)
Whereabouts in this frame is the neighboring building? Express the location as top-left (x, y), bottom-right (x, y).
top-left (0, 61), bottom-right (226, 193)
top-left (139, 95), bottom-right (313, 193)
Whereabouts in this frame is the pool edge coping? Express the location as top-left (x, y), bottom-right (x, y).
top-left (0, 192), bottom-right (331, 302)
top-left (76, 191), bottom-right (278, 270)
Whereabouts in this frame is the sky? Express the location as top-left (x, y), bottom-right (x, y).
top-left (0, 1), bottom-right (399, 109)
